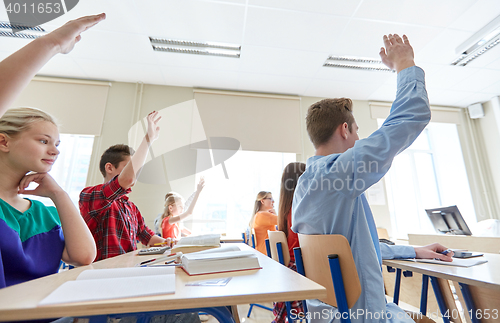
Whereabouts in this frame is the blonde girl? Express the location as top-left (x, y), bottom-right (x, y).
top-left (0, 14), bottom-right (105, 289)
top-left (249, 191), bottom-right (277, 254)
top-left (161, 178), bottom-right (205, 240)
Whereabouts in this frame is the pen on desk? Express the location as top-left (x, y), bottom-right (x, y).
top-left (140, 258), bottom-right (157, 265)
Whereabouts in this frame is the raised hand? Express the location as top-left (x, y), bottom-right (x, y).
top-left (197, 177), bottom-right (205, 192)
top-left (18, 173), bottom-right (62, 199)
top-left (146, 111), bottom-right (161, 143)
top-left (44, 13), bottom-right (106, 54)
top-left (379, 34), bottom-right (415, 73)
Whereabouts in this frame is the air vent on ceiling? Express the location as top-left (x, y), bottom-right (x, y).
top-left (323, 56), bottom-right (393, 72)
top-left (0, 22), bottom-right (46, 39)
top-left (149, 37), bottom-right (241, 58)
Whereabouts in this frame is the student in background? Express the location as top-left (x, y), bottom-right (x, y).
top-left (79, 113), bottom-right (168, 262)
top-left (292, 34), bottom-right (451, 323)
top-left (161, 177), bottom-right (205, 240)
top-left (0, 14), bottom-right (105, 290)
top-left (273, 162), bottom-right (306, 323)
top-left (249, 191), bottom-right (277, 254)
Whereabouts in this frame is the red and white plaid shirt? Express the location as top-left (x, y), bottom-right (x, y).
top-left (79, 176), bottom-right (154, 261)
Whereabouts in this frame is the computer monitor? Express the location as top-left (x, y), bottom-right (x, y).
top-left (425, 205), bottom-right (472, 236)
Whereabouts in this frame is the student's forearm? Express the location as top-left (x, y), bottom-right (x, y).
top-left (118, 136), bottom-right (151, 188)
top-left (52, 190), bottom-right (96, 265)
top-left (147, 235), bottom-right (166, 247)
top-left (0, 37), bottom-right (59, 116)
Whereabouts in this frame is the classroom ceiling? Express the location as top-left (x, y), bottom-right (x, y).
top-left (1, 0), bottom-right (500, 108)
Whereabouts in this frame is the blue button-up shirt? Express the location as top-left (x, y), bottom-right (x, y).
top-left (292, 66), bottom-right (430, 322)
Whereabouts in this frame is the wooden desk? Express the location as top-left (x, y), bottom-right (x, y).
top-left (0, 243), bottom-right (326, 322)
top-left (383, 253), bottom-right (500, 323)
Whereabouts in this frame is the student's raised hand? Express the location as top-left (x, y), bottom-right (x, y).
top-left (414, 243), bottom-right (454, 262)
top-left (379, 34), bottom-right (415, 73)
top-left (18, 173), bottom-right (63, 199)
top-left (44, 13), bottom-right (106, 54)
top-left (146, 111), bottom-right (161, 143)
top-left (197, 177), bottom-right (205, 192)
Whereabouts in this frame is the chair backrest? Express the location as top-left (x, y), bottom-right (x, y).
top-left (268, 230), bottom-right (290, 267)
top-left (297, 233), bottom-right (361, 309)
top-left (242, 227), bottom-right (256, 249)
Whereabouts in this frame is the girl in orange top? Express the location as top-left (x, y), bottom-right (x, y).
top-left (249, 191), bottom-right (277, 254)
top-left (161, 178), bottom-right (205, 240)
top-left (273, 162), bottom-right (306, 323)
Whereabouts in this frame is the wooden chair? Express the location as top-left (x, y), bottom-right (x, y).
top-left (267, 231), bottom-right (303, 322)
top-left (294, 233), bottom-right (361, 323)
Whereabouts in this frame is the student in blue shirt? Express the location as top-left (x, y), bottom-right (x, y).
top-left (292, 34), bottom-right (453, 323)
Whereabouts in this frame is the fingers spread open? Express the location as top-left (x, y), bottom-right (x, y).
top-left (393, 34), bottom-right (403, 43)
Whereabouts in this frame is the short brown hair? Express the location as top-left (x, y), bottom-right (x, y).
top-left (99, 144), bottom-right (135, 177)
top-left (306, 98), bottom-right (355, 148)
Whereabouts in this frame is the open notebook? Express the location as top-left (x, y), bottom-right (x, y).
top-left (39, 267), bottom-right (175, 306)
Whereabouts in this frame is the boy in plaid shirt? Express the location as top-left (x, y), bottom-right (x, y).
top-left (80, 111), bottom-right (167, 261)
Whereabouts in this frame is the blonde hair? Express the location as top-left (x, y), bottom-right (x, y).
top-left (0, 107), bottom-right (57, 138)
top-left (249, 191), bottom-right (272, 228)
top-left (161, 192), bottom-right (183, 223)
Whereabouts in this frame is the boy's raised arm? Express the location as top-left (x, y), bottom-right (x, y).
top-left (0, 13), bottom-right (105, 117)
top-left (118, 111), bottom-right (161, 189)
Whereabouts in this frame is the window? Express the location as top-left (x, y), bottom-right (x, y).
top-left (378, 120), bottom-right (477, 239)
top-left (187, 150), bottom-right (296, 236)
top-left (23, 134), bottom-right (95, 207)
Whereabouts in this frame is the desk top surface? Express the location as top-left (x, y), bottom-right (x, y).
top-left (0, 243), bottom-right (326, 322)
top-left (383, 253), bottom-right (500, 291)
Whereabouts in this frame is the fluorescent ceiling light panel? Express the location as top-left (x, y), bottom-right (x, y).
top-left (0, 22), bottom-right (46, 39)
top-left (452, 14), bottom-right (500, 66)
top-left (150, 37), bottom-right (241, 58)
top-left (323, 56), bottom-right (393, 72)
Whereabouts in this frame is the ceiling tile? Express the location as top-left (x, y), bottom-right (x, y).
top-left (355, 0), bottom-right (476, 28)
top-left (368, 84), bottom-right (397, 102)
top-left (425, 65), bottom-right (480, 90)
top-left (426, 88), bottom-right (477, 107)
top-left (153, 50), bottom-right (241, 71)
top-left (313, 65), bottom-right (394, 85)
top-left (416, 29), bottom-right (473, 65)
top-left (448, 0), bottom-right (500, 32)
top-left (458, 92), bottom-right (497, 107)
top-left (244, 6), bottom-right (350, 52)
top-left (238, 46), bottom-right (326, 77)
top-left (43, 0), bottom-right (145, 35)
top-left (135, 0), bottom-right (246, 44)
top-left (67, 31), bottom-right (157, 63)
top-left (333, 19), bottom-right (442, 58)
top-left (76, 58), bottom-right (165, 84)
top-left (38, 56), bottom-right (88, 79)
top-left (452, 68), bottom-right (500, 93)
top-left (482, 80), bottom-right (500, 94)
top-left (160, 66), bottom-right (240, 90)
top-left (248, 0), bottom-right (362, 16)
top-left (237, 73), bottom-right (311, 95)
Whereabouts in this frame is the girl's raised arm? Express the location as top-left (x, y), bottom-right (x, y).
top-left (0, 13), bottom-right (105, 118)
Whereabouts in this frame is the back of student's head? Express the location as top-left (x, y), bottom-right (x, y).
top-left (278, 162), bottom-right (306, 236)
top-left (0, 107), bottom-right (57, 138)
top-left (306, 98), bottom-right (355, 148)
top-left (99, 144), bottom-right (135, 178)
top-left (249, 191), bottom-right (271, 228)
